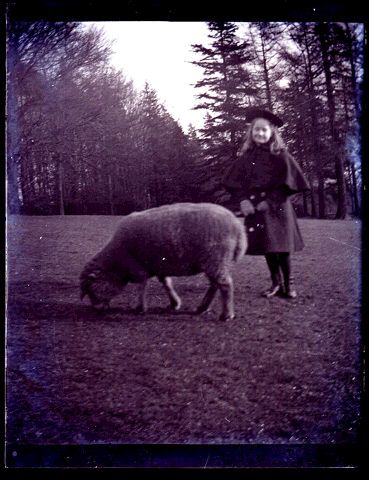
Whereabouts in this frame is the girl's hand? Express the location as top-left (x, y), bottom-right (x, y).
top-left (255, 200), bottom-right (269, 212)
top-left (240, 199), bottom-right (255, 216)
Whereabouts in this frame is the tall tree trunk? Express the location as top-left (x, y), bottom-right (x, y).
top-left (317, 175), bottom-right (326, 219)
top-left (108, 173), bottom-right (114, 215)
top-left (333, 153), bottom-right (347, 219)
top-left (317, 23), bottom-right (347, 219)
top-left (309, 184), bottom-right (317, 218)
top-left (303, 24), bottom-right (326, 218)
top-left (58, 159), bottom-right (65, 215)
top-left (342, 76), bottom-right (360, 217)
top-left (260, 36), bottom-right (272, 111)
top-left (344, 23), bottom-right (360, 216)
top-left (351, 163), bottom-right (360, 216)
top-left (345, 23), bottom-right (360, 116)
top-left (220, 34), bottom-right (238, 162)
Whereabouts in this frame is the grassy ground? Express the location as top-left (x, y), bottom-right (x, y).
top-left (6, 215), bottom-right (362, 449)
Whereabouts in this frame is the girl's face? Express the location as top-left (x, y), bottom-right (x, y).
top-left (252, 118), bottom-right (273, 144)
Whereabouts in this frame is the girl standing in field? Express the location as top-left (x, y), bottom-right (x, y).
top-left (222, 108), bottom-right (310, 299)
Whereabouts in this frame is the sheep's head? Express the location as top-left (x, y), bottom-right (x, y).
top-left (80, 268), bottom-right (123, 310)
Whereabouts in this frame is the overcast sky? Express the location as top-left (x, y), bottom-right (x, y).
top-left (86, 21), bottom-right (211, 132)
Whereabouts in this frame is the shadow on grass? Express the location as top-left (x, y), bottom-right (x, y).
top-left (7, 279), bottom-right (226, 322)
top-left (7, 296), bottom-right (221, 323)
top-left (107, 306), bottom-right (223, 323)
top-left (81, 304), bottom-right (223, 323)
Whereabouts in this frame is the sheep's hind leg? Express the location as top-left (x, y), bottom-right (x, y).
top-left (159, 277), bottom-right (182, 311)
top-left (134, 280), bottom-right (148, 313)
top-left (216, 272), bottom-right (235, 321)
top-left (196, 280), bottom-right (218, 315)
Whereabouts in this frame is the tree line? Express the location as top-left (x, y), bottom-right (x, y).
top-left (6, 21), bottom-right (363, 218)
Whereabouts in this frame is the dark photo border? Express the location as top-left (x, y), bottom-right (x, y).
top-left (3, 0), bottom-right (368, 476)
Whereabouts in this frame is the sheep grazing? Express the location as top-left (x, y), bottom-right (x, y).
top-left (80, 202), bottom-right (247, 321)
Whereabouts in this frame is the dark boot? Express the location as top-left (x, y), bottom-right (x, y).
top-left (284, 275), bottom-right (297, 299)
top-left (279, 253), bottom-right (297, 299)
top-left (262, 271), bottom-right (284, 298)
top-left (263, 253), bottom-right (284, 298)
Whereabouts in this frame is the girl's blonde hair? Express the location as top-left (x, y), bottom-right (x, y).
top-left (238, 118), bottom-right (285, 156)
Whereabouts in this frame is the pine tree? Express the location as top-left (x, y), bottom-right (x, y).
top-left (247, 22), bottom-right (287, 110)
top-left (191, 21), bottom-right (255, 204)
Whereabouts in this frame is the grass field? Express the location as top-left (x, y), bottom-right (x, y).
top-left (6, 215), bottom-right (362, 463)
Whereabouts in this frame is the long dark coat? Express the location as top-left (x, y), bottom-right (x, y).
top-left (222, 143), bottom-right (310, 255)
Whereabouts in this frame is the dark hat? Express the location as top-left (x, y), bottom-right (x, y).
top-left (245, 107), bottom-right (284, 127)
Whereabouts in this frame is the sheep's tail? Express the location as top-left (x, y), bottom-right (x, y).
top-left (233, 226), bottom-right (247, 262)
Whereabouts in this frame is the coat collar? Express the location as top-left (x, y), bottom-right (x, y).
top-left (249, 141), bottom-right (272, 153)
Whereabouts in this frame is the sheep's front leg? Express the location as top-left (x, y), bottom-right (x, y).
top-left (196, 280), bottom-right (218, 314)
top-left (217, 273), bottom-right (234, 321)
top-left (159, 276), bottom-right (181, 311)
top-left (134, 280), bottom-right (148, 313)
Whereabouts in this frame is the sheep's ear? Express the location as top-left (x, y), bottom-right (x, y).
top-left (80, 270), bottom-right (99, 296)
top-left (85, 271), bottom-right (99, 284)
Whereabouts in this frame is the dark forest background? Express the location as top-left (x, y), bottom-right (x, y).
top-left (6, 20), bottom-right (364, 219)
